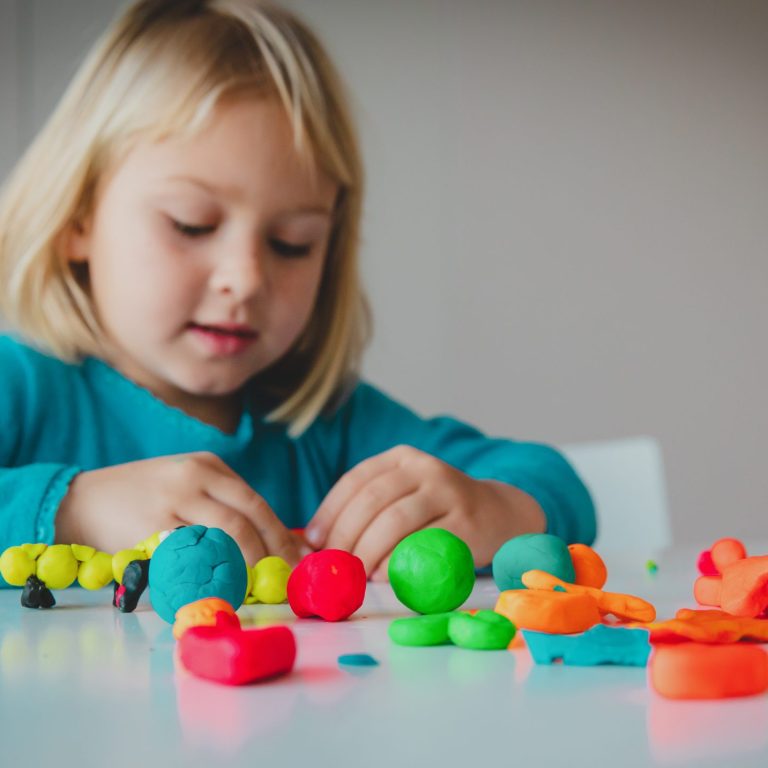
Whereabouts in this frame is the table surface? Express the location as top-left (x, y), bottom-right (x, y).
top-left (1, 544), bottom-right (767, 768)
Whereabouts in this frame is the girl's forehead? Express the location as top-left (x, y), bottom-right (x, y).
top-left (102, 98), bottom-right (337, 210)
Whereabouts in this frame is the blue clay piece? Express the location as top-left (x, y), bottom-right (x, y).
top-left (149, 525), bottom-right (248, 624)
top-left (523, 624), bottom-right (651, 667)
top-left (492, 533), bottom-right (575, 591)
top-left (338, 654), bottom-right (379, 667)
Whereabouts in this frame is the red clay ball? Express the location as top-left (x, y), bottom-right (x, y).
top-left (287, 549), bottom-right (366, 622)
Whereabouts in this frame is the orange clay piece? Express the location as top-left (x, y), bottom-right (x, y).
top-left (694, 553), bottom-right (768, 618)
top-left (521, 569), bottom-right (656, 623)
top-left (650, 642), bottom-right (768, 699)
top-left (173, 597), bottom-right (239, 640)
top-left (710, 537), bottom-right (747, 573)
top-left (567, 544), bottom-right (607, 589)
top-left (634, 608), bottom-right (768, 644)
top-left (494, 588), bottom-right (601, 634)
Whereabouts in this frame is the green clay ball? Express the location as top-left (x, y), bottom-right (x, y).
top-left (492, 533), bottom-right (575, 591)
top-left (448, 610), bottom-right (516, 650)
top-left (388, 528), bottom-right (475, 614)
top-left (388, 613), bottom-right (455, 646)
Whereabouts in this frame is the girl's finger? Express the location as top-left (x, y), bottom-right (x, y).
top-left (200, 468), bottom-right (300, 565)
top-left (352, 492), bottom-right (440, 577)
top-left (307, 448), bottom-right (407, 548)
top-left (324, 468), bottom-right (418, 554)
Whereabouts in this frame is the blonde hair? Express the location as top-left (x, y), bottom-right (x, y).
top-left (0, 0), bottom-right (369, 435)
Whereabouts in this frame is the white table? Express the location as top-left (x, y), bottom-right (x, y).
top-left (1, 544), bottom-right (767, 768)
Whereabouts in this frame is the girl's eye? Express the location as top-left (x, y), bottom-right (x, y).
top-left (269, 238), bottom-right (312, 258)
top-left (172, 219), bottom-right (216, 238)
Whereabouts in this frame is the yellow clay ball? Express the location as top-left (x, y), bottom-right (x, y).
top-left (36, 544), bottom-right (79, 589)
top-left (252, 556), bottom-right (291, 604)
top-left (0, 546), bottom-right (36, 586)
top-left (21, 543), bottom-right (47, 560)
top-left (70, 544), bottom-right (96, 562)
top-left (112, 549), bottom-right (147, 584)
top-left (77, 551), bottom-right (114, 590)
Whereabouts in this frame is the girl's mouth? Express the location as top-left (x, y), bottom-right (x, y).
top-left (187, 322), bottom-right (259, 356)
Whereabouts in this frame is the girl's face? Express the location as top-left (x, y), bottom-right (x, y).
top-left (69, 96), bottom-right (337, 426)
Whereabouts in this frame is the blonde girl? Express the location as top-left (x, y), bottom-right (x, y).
top-left (0, 0), bottom-right (594, 578)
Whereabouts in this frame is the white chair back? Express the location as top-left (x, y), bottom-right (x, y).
top-left (560, 436), bottom-right (672, 553)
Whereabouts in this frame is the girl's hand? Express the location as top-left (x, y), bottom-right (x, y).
top-left (305, 445), bottom-right (546, 581)
top-left (55, 452), bottom-right (304, 566)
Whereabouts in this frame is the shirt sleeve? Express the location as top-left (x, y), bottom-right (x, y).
top-left (0, 336), bottom-right (82, 586)
top-left (333, 382), bottom-right (596, 545)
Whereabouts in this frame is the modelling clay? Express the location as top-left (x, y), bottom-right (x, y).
top-left (637, 608), bottom-right (768, 644)
top-left (32, 545), bottom-right (79, 590)
top-left (646, 560), bottom-right (658, 575)
top-left (492, 533), bottom-right (575, 592)
top-left (650, 642), bottom-right (768, 699)
top-left (567, 543), bottom-right (607, 589)
top-left (710, 537), bottom-right (747, 572)
top-left (448, 610), bottom-right (516, 650)
top-left (388, 528), bottom-right (475, 614)
top-left (523, 624), bottom-right (651, 666)
top-left (521, 569), bottom-right (656, 622)
top-left (245, 555), bottom-right (291, 604)
top-left (178, 614), bottom-right (296, 685)
top-left (0, 546), bottom-right (36, 586)
top-left (113, 558), bottom-right (151, 612)
top-left (287, 549), bottom-right (366, 621)
top-left (76, 551), bottom-right (114, 590)
top-left (697, 549), bottom-right (718, 576)
top-left (694, 551), bottom-right (768, 617)
top-left (388, 613), bottom-right (454, 646)
top-left (495, 588), bottom-right (601, 634)
top-left (21, 575), bottom-right (55, 609)
top-left (174, 598), bottom-right (239, 640)
top-left (149, 526), bottom-right (248, 624)
top-left (338, 654), bottom-right (379, 667)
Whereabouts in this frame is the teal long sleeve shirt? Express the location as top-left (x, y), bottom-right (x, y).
top-left (0, 334), bottom-right (595, 571)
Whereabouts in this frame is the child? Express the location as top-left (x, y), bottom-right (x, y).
top-left (0, 0), bottom-right (595, 580)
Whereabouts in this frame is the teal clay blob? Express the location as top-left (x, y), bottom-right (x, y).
top-left (388, 613), bottom-right (455, 646)
top-left (388, 528), bottom-right (475, 614)
top-left (448, 610), bottom-right (516, 650)
top-left (492, 533), bottom-right (575, 592)
top-left (149, 525), bottom-right (248, 624)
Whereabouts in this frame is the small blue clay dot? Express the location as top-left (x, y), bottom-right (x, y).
top-left (338, 653), bottom-right (379, 667)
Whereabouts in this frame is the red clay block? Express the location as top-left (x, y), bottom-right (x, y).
top-left (178, 617), bottom-right (296, 685)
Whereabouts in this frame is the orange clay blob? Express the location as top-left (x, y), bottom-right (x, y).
top-left (173, 597), bottom-right (239, 640)
top-left (494, 588), bottom-right (601, 634)
top-left (694, 553), bottom-right (768, 618)
top-left (521, 569), bottom-right (656, 623)
top-left (635, 608), bottom-right (768, 644)
top-left (567, 544), bottom-right (607, 589)
top-left (650, 642), bottom-right (768, 699)
top-left (710, 537), bottom-right (748, 572)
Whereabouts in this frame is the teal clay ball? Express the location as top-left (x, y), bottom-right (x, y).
top-left (149, 525), bottom-right (248, 623)
top-left (491, 533), bottom-right (575, 592)
top-left (388, 528), bottom-right (475, 614)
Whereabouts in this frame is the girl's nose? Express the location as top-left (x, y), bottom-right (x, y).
top-left (210, 241), bottom-right (267, 300)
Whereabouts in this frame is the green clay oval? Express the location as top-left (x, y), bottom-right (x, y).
top-left (388, 613), bottom-right (455, 646)
top-left (491, 533), bottom-right (575, 592)
top-left (448, 610), bottom-right (516, 650)
top-left (388, 529), bottom-right (475, 614)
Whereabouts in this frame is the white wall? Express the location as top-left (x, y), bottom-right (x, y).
top-left (2, 0), bottom-right (767, 545)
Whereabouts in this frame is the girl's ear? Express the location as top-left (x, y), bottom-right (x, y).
top-left (58, 217), bottom-right (92, 264)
